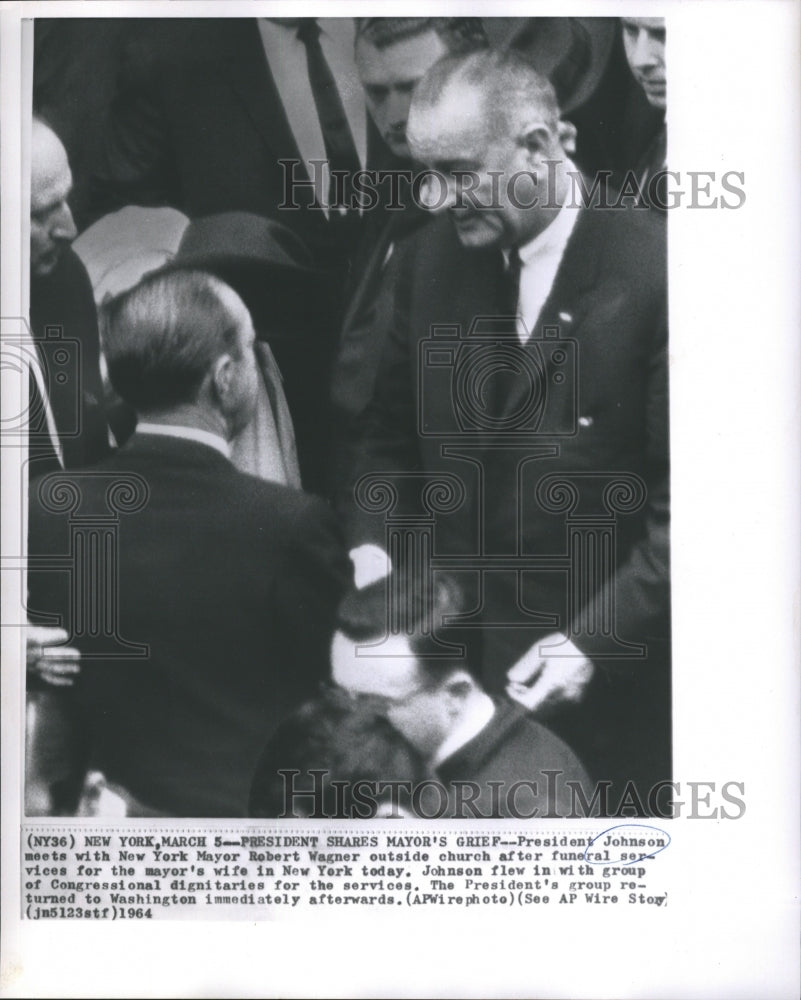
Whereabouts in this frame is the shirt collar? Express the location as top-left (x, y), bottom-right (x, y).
top-left (135, 423), bottom-right (231, 459)
top-left (431, 690), bottom-right (496, 768)
top-left (517, 198), bottom-right (580, 267)
top-left (515, 160), bottom-right (581, 265)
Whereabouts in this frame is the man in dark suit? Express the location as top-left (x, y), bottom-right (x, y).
top-left (88, 17), bottom-right (403, 496)
top-left (329, 17), bottom-right (488, 504)
top-left (27, 269), bottom-right (350, 816)
top-left (349, 49), bottom-right (669, 805)
top-left (331, 574), bottom-right (594, 818)
top-left (87, 18), bottom-right (395, 263)
top-left (28, 116), bottom-right (111, 478)
top-left (25, 121), bottom-right (114, 816)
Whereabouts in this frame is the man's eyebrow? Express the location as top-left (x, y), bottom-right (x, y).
top-left (621, 18), bottom-right (665, 38)
top-left (31, 182), bottom-right (73, 216)
top-left (32, 196), bottom-right (60, 214)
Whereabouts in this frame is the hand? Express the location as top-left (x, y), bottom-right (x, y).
top-left (348, 544), bottom-right (392, 590)
top-left (506, 633), bottom-right (594, 714)
top-left (26, 625), bottom-right (81, 687)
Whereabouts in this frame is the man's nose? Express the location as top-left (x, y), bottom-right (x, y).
top-left (53, 202), bottom-right (77, 243)
top-left (419, 172), bottom-right (458, 214)
top-left (386, 92), bottom-right (412, 132)
top-left (631, 29), bottom-right (660, 70)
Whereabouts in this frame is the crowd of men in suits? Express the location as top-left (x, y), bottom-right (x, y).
top-left (24, 15), bottom-right (670, 819)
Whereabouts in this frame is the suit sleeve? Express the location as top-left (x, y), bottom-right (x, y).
top-left (343, 241), bottom-right (424, 547)
top-left (572, 294), bottom-right (670, 664)
top-left (86, 28), bottom-right (177, 224)
top-left (271, 497), bottom-right (352, 684)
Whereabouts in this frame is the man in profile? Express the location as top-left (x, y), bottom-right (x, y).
top-left (620, 16), bottom-right (667, 204)
top-left (350, 49), bottom-right (669, 803)
top-left (28, 116), bottom-right (110, 476)
top-left (27, 270), bottom-right (350, 816)
top-left (330, 575), bottom-right (592, 818)
top-left (24, 117), bottom-right (113, 814)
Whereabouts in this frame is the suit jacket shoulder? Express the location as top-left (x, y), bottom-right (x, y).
top-left (26, 436), bottom-right (351, 816)
top-left (436, 699), bottom-right (592, 817)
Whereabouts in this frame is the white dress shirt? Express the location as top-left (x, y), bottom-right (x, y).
top-left (258, 18), bottom-right (367, 217)
top-left (514, 192), bottom-right (581, 345)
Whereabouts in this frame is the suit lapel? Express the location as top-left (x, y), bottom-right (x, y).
top-left (344, 205), bottom-right (428, 330)
top-left (221, 20), bottom-right (303, 167)
top-left (537, 207), bottom-right (602, 329)
top-left (499, 209), bottom-right (602, 427)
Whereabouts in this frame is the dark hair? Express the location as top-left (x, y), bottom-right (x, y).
top-left (248, 688), bottom-right (424, 818)
top-left (356, 17), bottom-right (488, 55)
top-left (100, 269), bottom-right (242, 413)
top-left (336, 571), bottom-right (469, 689)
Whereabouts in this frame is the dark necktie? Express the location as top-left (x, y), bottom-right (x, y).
top-left (297, 19), bottom-right (361, 224)
top-left (499, 248), bottom-right (523, 322)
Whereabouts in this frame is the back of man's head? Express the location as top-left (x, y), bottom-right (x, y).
top-left (249, 689), bottom-right (423, 819)
top-left (101, 269), bottom-right (243, 415)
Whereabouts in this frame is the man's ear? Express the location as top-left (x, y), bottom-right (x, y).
top-left (210, 353), bottom-right (234, 405)
top-left (443, 670), bottom-right (474, 710)
top-left (520, 120), bottom-right (577, 160)
top-left (520, 122), bottom-right (556, 159)
top-left (557, 119), bottom-right (578, 156)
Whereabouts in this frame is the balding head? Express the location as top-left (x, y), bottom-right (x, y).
top-left (409, 48), bottom-right (561, 159)
top-left (30, 118), bottom-right (77, 276)
top-left (406, 49), bottom-right (577, 250)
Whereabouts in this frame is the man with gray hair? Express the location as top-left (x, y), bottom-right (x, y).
top-left (351, 49), bottom-right (670, 805)
top-left (27, 269), bottom-right (350, 816)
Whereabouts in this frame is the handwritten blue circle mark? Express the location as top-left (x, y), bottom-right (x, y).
top-left (582, 823), bottom-right (671, 866)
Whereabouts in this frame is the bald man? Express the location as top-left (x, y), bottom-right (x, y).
top-left (29, 117), bottom-right (110, 474)
top-left (25, 120), bottom-right (114, 815)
